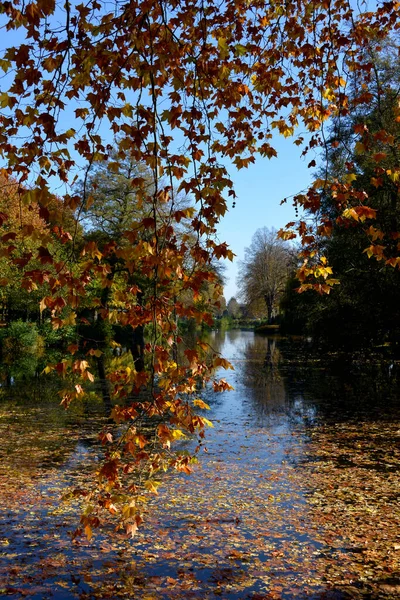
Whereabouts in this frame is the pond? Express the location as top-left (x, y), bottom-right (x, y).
top-left (0, 331), bottom-right (400, 599)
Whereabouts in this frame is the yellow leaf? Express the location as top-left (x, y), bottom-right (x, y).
top-left (344, 173), bottom-right (357, 184)
top-left (193, 399), bottom-right (211, 410)
top-left (322, 87), bottom-right (335, 101)
top-left (213, 356), bottom-right (234, 370)
top-left (343, 208), bottom-right (359, 221)
top-left (218, 37), bottom-right (229, 57)
top-left (63, 312), bottom-right (77, 326)
top-left (84, 524), bottom-right (92, 541)
top-left (312, 178), bottom-right (328, 189)
top-left (0, 59), bottom-right (11, 72)
top-left (144, 480), bottom-right (161, 494)
top-left (271, 119), bottom-right (295, 138)
top-left (235, 44), bottom-right (246, 56)
top-left (65, 128), bottom-right (76, 139)
top-left (172, 429), bottom-right (186, 440)
top-left (0, 92), bottom-right (9, 108)
top-left (39, 297), bottom-right (48, 313)
top-left (326, 278), bottom-right (340, 285)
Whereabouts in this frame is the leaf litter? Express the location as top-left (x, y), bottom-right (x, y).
top-left (0, 331), bottom-right (399, 599)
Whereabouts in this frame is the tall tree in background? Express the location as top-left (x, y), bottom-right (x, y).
top-left (0, 173), bottom-right (78, 323)
top-left (280, 40), bottom-right (400, 291)
top-left (227, 297), bottom-right (242, 319)
top-left (238, 228), bottom-right (291, 323)
top-left (77, 152), bottom-right (171, 374)
top-left (76, 150), bottom-right (217, 377)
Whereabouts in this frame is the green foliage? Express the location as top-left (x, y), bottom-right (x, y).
top-left (0, 321), bottom-right (43, 380)
top-left (39, 321), bottom-right (76, 347)
top-left (1, 320), bottom-right (41, 354)
top-left (215, 316), bottom-right (233, 331)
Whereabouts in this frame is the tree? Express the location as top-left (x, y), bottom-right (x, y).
top-left (227, 297), bottom-right (241, 319)
top-left (76, 150), bottom-right (211, 399)
top-left (0, 0), bottom-right (398, 537)
top-left (79, 151), bottom-right (154, 239)
top-left (281, 44), bottom-right (400, 349)
top-left (238, 228), bottom-right (291, 323)
top-left (77, 152), bottom-right (162, 380)
top-left (0, 173), bottom-right (79, 324)
top-left (279, 41), bottom-right (400, 291)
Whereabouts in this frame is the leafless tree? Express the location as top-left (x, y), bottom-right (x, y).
top-left (238, 228), bottom-right (291, 323)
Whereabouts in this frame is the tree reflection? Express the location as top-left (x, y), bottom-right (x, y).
top-left (282, 348), bottom-right (400, 424)
top-left (228, 332), bottom-right (400, 428)
top-left (237, 335), bottom-right (288, 421)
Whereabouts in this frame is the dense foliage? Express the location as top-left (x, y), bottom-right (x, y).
top-left (281, 45), bottom-right (400, 350)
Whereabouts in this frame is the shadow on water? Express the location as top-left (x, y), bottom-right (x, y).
top-left (0, 330), bottom-right (399, 598)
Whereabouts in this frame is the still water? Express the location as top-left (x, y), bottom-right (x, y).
top-left (0, 331), bottom-right (399, 599)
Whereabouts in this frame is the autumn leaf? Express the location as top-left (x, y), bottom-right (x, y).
top-left (193, 399), bottom-right (210, 410)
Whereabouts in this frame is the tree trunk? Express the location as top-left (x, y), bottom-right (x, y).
top-left (130, 324), bottom-right (145, 372)
top-left (265, 294), bottom-right (274, 324)
top-left (95, 274), bottom-right (113, 412)
top-left (130, 291), bottom-right (145, 372)
top-left (96, 353), bottom-right (111, 413)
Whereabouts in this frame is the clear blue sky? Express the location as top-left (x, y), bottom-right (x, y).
top-left (217, 135), bottom-right (314, 302)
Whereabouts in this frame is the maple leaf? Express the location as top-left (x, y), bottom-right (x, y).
top-left (67, 343), bottom-right (79, 355)
top-left (37, 246), bottom-right (53, 264)
top-left (193, 399), bottom-right (210, 410)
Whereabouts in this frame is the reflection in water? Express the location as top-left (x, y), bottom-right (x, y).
top-left (240, 335), bottom-right (285, 412)
top-left (1, 330), bottom-right (400, 599)
top-left (206, 330), bottom-right (400, 427)
top-left (206, 330), bottom-right (317, 428)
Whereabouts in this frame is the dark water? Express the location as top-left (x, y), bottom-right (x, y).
top-left (1, 331), bottom-right (400, 599)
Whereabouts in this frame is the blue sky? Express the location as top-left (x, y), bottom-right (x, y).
top-left (217, 135), bottom-right (314, 302)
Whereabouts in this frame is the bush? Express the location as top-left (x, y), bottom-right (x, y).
top-left (1, 321), bottom-right (44, 380)
top-left (39, 321), bottom-right (76, 347)
top-left (1, 320), bottom-right (41, 357)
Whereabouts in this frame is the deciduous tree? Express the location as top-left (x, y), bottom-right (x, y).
top-left (227, 297), bottom-right (242, 319)
top-left (281, 44), bottom-right (400, 348)
top-left (238, 227), bottom-right (291, 322)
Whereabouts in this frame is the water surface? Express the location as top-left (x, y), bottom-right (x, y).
top-left (1, 331), bottom-right (399, 599)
